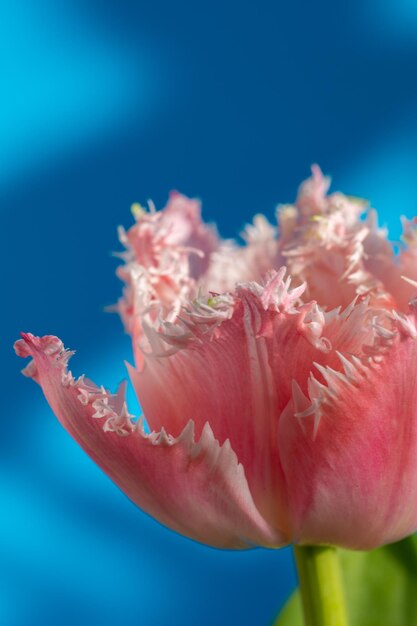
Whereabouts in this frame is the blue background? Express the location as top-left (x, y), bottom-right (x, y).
top-left (4, 1), bottom-right (417, 624)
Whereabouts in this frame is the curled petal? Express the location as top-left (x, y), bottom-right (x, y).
top-left (15, 333), bottom-right (281, 549)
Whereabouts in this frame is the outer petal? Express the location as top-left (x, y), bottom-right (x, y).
top-left (15, 333), bottom-right (280, 549)
top-left (279, 310), bottom-right (417, 549)
top-left (130, 271), bottom-right (375, 538)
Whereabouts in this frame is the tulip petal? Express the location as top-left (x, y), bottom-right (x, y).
top-left (15, 333), bottom-right (281, 549)
top-left (278, 166), bottom-right (395, 310)
top-left (279, 312), bottom-right (417, 549)
top-left (130, 272), bottom-right (374, 536)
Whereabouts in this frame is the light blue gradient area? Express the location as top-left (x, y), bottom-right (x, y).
top-left (0, 0), bottom-right (154, 189)
top-left (366, 0), bottom-right (417, 40)
top-left (4, 0), bottom-right (417, 625)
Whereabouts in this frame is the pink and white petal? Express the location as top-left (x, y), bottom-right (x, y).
top-left (390, 218), bottom-right (417, 311)
top-left (163, 191), bottom-right (219, 278)
top-left (382, 250), bottom-right (417, 312)
top-left (296, 164), bottom-right (331, 216)
top-left (279, 315), bottom-right (417, 549)
top-left (130, 274), bottom-right (374, 536)
top-left (278, 168), bottom-right (396, 311)
top-left (201, 215), bottom-right (280, 294)
top-left (361, 233), bottom-right (417, 312)
top-left (295, 251), bottom-right (358, 311)
top-left (15, 333), bottom-right (280, 549)
top-left (128, 299), bottom-right (291, 535)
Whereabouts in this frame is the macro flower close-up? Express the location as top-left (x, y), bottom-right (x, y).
top-left (7, 2), bottom-right (417, 624)
top-left (16, 167), bottom-right (417, 565)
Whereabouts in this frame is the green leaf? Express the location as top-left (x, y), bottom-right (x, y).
top-left (274, 535), bottom-right (417, 626)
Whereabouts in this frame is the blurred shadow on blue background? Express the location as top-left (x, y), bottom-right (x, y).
top-left (3, 0), bottom-right (417, 624)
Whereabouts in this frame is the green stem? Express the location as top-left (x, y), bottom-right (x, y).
top-left (294, 545), bottom-right (348, 626)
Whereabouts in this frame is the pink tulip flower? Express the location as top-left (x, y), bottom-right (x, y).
top-left (15, 167), bottom-right (417, 551)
